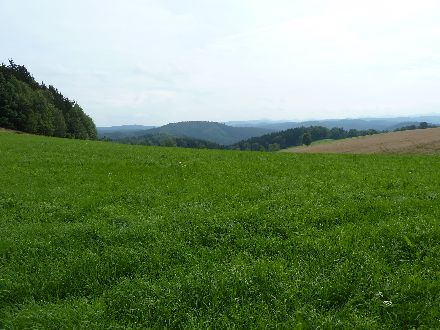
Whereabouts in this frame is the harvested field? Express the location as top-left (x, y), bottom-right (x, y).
top-left (283, 127), bottom-right (440, 154)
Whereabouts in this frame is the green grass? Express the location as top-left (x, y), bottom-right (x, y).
top-left (0, 131), bottom-right (439, 329)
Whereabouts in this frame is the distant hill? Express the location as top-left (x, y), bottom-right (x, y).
top-left (228, 116), bottom-right (440, 132)
top-left (140, 121), bottom-right (273, 145)
top-left (0, 60), bottom-right (96, 139)
top-left (99, 117), bottom-right (440, 146)
top-left (98, 125), bottom-right (155, 132)
top-left (283, 127), bottom-right (440, 154)
top-left (97, 125), bottom-right (156, 139)
top-left (225, 120), bottom-right (288, 127)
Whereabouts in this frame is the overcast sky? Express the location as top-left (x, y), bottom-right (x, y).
top-left (2, 0), bottom-right (440, 126)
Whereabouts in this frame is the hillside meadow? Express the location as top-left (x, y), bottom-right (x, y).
top-left (0, 131), bottom-right (439, 329)
top-left (284, 128), bottom-right (440, 154)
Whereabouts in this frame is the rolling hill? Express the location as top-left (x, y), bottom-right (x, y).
top-left (97, 117), bottom-right (440, 146)
top-left (1, 130), bottom-right (439, 328)
top-left (140, 121), bottom-right (273, 145)
top-left (284, 127), bottom-right (440, 154)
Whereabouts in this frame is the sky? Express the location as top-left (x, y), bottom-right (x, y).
top-left (2, 0), bottom-right (440, 126)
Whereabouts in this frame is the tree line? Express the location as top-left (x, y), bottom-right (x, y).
top-left (0, 60), bottom-right (96, 139)
top-left (394, 122), bottom-right (434, 132)
top-left (229, 126), bottom-right (380, 151)
top-left (116, 133), bottom-right (223, 149)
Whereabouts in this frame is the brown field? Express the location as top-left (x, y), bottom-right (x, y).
top-left (283, 127), bottom-right (440, 154)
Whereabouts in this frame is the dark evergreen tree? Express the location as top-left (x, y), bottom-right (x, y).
top-left (302, 132), bottom-right (312, 146)
top-left (419, 122), bottom-right (428, 129)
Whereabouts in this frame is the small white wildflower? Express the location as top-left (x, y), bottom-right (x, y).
top-left (383, 300), bottom-right (392, 307)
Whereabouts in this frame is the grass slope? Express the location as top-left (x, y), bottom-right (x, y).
top-left (284, 127), bottom-right (440, 154)
top-left (1, 131), bottom-right (439, 329)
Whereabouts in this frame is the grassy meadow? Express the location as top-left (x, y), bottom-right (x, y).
top-left (0, 131), bottom-right (439, 329)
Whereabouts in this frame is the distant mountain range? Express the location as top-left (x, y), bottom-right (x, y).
top-left (226, 116), bottom-right (440, 131)
top-left (98, 125), bottom-right (155, 132)
top-left (97, 125), bottom-right (156, 139)
top-left (98, 116), bottom-right (440, 146)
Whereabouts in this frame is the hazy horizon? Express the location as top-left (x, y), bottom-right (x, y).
top-left (2, 0), bottom-right (440, 126)
top-left (97, 113), bottom-right (440, 128)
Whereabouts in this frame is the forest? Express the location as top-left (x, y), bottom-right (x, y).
top-left (117, 133), bottom-right (223, 149)
top-left (0, 60), bottom-right (96, 139)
